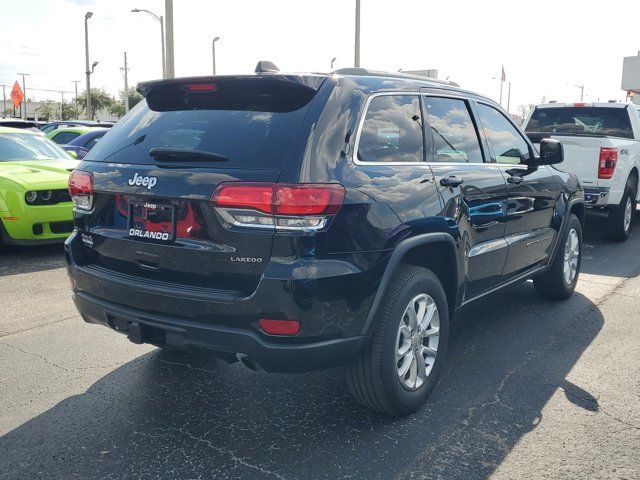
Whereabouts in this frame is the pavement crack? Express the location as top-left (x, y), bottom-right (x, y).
top-left (156, 358), bottom-right (218, 373)
top-left (0, 342), bottom-right (69, 372)
top-left (132, 426), bottom-right (286, 479)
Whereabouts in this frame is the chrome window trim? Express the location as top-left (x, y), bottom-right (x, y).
top-left (352, 92), bottom-right (425, 166)
top-left (352, 91), bottom-right (489, 167)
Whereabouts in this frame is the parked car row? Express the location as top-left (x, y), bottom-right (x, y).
top-left (1, 69), bottom-right (637, 416)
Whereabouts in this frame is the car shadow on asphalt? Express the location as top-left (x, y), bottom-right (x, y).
top-left (579, 209), bottom-right (640, 279)
top-left (0, 244), bottom-right (65, 277)
top-left (0, 282), bottom-right (604, 480)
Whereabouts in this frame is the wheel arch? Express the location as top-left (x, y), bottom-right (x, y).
top-left (360, 233), bottom-right (459, 336)
top-left (628, 166), bottom-right (639, 198)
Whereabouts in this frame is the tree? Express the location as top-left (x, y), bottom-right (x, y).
top-left (76, 88), bottom-right (116, 120)
top-left (62, 101), bottom-right (81, 120)
top-left (517, 104), bottom-right (535, 121)
top-left (110, 87), bottom-right (143, 118)
top-left (37, 100), bottom-right (58, 121)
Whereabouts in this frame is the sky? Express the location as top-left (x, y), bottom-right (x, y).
top-left (1, 0), bottom-right (638, 114)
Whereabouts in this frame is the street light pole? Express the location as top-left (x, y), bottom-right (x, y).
top-left (84, 11), bottom-right (93, 120)
top-left (507, 81), bottom-right (512, 114)
top-left (575, 84), bottom-right (584, 101)
top-left (331, 57), bottom-right (337, 70)
top-left (17, 72), bottom-right (29, 120)
top-left (212, 36), bottom-right (220, 75)
top-left (131, 9), bottom-right (166, 78)
top-left (354, 0), bottom-right (361, 67)
top-left (164, 0), bottom-right (175, 78)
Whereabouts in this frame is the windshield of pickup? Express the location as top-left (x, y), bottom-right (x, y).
top-left (526, 107), bottom-right (633, 139)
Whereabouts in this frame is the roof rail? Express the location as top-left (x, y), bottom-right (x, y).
top-left (332, 67), bottom-right (459, 87)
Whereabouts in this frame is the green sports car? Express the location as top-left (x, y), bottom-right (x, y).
top-left (0, 127), bottom-right (78, 247)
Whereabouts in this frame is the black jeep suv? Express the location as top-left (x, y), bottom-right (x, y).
top-left (66, 67), bottom-right (584, 415)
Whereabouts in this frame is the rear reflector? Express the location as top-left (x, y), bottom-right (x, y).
top-left (68, 170), bottom-right (94, 210)
top-left (259, 319), bottom-right (300, 336)
top-left (598, 147), bottom-right (618, 179)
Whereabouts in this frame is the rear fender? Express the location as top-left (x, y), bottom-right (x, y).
top-left (360, 233), bottom-right (459, 336)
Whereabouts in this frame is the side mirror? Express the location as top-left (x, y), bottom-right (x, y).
top-left (536, 138), bottom-right (563, 165)
top-left (66, 150), bottom-right (78, 159)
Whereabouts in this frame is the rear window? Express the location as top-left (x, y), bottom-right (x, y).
top-left (526, 107), bottom-right (633, 139)
top-left (86, 79), bottom-right (320, 169)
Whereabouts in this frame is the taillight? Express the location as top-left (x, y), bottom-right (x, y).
top-left (598, 148), bottom-right (618, 180)
top-left (211, 183), bottom-right (345, 231)
top-left (68, 170), bottom-right (94, 211)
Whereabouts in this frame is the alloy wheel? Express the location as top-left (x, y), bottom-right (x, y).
top-left (395, 293), bottom-right (440, 390)
top-left (563, 228), bottom-right (580, 285)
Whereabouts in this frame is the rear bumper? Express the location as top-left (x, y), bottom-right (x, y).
top-left (584, 187), bottom-right (610, 207)
top-left (73, 290), bottom-right (367, 372)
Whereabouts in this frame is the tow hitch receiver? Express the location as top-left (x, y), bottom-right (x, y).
top-left (127, 321), bottom-right (145, 344)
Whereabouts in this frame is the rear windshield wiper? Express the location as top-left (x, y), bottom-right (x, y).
top-left (148, 147), bottom-right (229, 162)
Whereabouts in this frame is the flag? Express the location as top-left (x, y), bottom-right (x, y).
top-left (501, 66), bottom-right (506, 82)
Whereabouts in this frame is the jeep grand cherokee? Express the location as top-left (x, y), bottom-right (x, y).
top-left (66, 66), bottom-right (584, 415)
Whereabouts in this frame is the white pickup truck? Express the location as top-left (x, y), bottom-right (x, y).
top-left (524, 102), bottom-right (640, 240)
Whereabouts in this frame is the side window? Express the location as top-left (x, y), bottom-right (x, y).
top-left (50, 131), bottom-right (81, 145)
top-left (423, 97), bottom-right (484, 163)
top-left (357, 95), bottom-right (424, 163)
top-left (477, 103), bottom-right (531, 164)
top-left (84, 134), bottom-right (104, 150)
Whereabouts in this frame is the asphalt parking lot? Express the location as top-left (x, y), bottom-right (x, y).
top-left (1, 215), bottom-right (639, 480)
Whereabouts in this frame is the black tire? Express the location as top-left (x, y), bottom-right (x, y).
top-left (346, 265), bottom-right (449, 416)
top-left (534, 213), bottom-right (582, 300)
top-left (606, 182), bottom-right (636, 242)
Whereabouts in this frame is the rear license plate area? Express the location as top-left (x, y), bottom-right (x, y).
top-left (128, 201), bottom-right (176, 243)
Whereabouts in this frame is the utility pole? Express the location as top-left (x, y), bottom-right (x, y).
top-left (354, 0), bottom-right (361, 67)
top-left (60, 92), bottom-right (64, 119)
top-left (72, 80), bottom-right (80, 101)
top-left (507, 81), bottom-right (512, 114)
top-left (84, 12), bottom-right (93, 120)
top-left (164, 0), bottom-right (175, 78)
top-left (122, 52), bottom-right (130, 113)
top-left (2, 84), bottom-right (6, 117)
top-left (17, 73), bottom-right (29, 119)
top-left (499, 66), bottom-right (505, 107)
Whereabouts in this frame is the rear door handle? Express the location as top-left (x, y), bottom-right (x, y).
top-left (507, 175), bottom-right (523, 185)
top-left (440, 176), bottom-right (464, 188)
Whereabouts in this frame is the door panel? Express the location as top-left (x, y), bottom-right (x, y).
top-left (500, 165), bottom-right (558, 276)
top-left (430, 163), bottom-right (508, 299)
top-left (422, 95), bottom-right (509, 300)
top-left (475, 102), bottom-right (559, 280)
